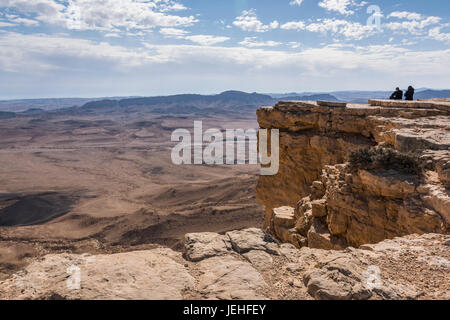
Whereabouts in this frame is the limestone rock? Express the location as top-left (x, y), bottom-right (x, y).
top-left (311, 199), bottom-right (327, 217)
top-left (357, 169), bottom-right (416, 199)
top-left (308, 219), bottom-right (346, 250)
top-left (273, 206), bottom-right (296, 228)
top-left (197, 255), bottom-right (267, 300)
top-left (295, 197), bottom-right (313, 236)
top-left (317, 101), bottom-right (347, 108)
top-left (184, 232), bottom-right (231, 262)
top-left (243, 250), bottom-right (273, 270)
top-left (256, 100), bottom-right (449, 247)
top-left (226, 228), bottom-right (280, 255)
top-left (311, 181), bottom-right (326, 200)
top-left (0, 249), bottom-right (194, 300)
top-left (303, 263), bottom-right (371, 300)
top-left (1, 231), bottom-right (448, 300)
top-left (272, 206), bottom-right (306, 248)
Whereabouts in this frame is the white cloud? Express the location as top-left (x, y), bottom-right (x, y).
top-left (104, 33), bottom-right (121, 38)
top-left (388, 11), bottom-right (423, 21)
top-left (401, 39), bottom-right (417, 46)
top-left (158, 27), bottom-right (229, 46)
top-left (280, 21), bottom-right (306, 31)
top-left (306, 18), bottom-right (378, 40)
top-left (1, 31), bottom-right (448, 76)
top-left (0, 0), bottom-right (197, 32)
top-left (289, 0), bottom-right (304, 6)
top-left (159, 27), bottom-right (189, 37)
top-left (429, 27), bottom-right (450, 42)
top-left (185, 35), bottom-right (230, 46)
top-left (269, 20), bottom-right (279, 29)
top-left (385, 11), bottom-right (443, 36)
top-left (11, 17), bottom-right (39, 26)
top-left (2, 14), bottom-right (40, 26)
top-left (0, 31), bottom-right (163, 72)
top-left (288, 41), bottom-right (302, 49)
top-left (1, 31), bottom-right (449, 95)
top-left (233, 9), bottom-right (278, 32)
top-left (318, 0), bottom-right (365, 15)
top-left (0, 21), bottom-right (15, 27)
top-left (0, 0), bottom-right (65, 24)
top-left (385, 16), bottom-right (441, 34)
top-left (239, 37), bottom-right (281, 48)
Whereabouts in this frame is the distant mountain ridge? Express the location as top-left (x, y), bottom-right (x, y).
top-left (278, 94), bottom-right (339, 102)
top-left (71, 89), bottom-right (450, 115)
top-left (77, 91), bottom-right (276, 115)
top-left (416, 90), bottom-right (450, 100)
top-left (1, 90), bottom-right (448, 116)
top-left (81, 91), bottom-right (273, 110)
top-left (0, 111), bottom-right (15, 119)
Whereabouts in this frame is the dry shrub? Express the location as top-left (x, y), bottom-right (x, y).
top-left (348, 147), bottom-right (423, 175)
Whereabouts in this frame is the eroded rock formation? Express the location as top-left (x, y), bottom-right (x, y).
top-left (257, 99), bottom-right (449, 249)
top-left (1, 229), bottom-right (448, 300)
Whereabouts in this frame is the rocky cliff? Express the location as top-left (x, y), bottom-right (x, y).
top-left (1, 99), bottom-right (449, 301)
top-left (257, 99), bottom-right (449, 249)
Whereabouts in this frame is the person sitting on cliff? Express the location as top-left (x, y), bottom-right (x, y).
top-left (390, 87), bottom-right (403, 100)
top-left (404, 86), bottom-right (415, 101)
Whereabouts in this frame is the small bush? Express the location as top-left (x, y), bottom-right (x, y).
top-left (348, 147), bottom-right (423, 175)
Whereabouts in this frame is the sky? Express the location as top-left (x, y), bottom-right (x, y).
top-left (0, 0), bottom-right (449, 99)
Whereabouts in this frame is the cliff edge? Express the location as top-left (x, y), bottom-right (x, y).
top-left (257, 99), bottom-right (449, 249)
top-left (1, 229), bottom-right (448, 300)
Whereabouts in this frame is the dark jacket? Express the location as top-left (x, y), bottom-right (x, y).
top-left (404, 87), bottom-right (415, 101)
top-left (390, 89), bottom-right (403, 100)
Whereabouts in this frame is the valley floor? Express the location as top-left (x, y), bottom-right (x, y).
top-left (0, 111), bottom-right (264, 281)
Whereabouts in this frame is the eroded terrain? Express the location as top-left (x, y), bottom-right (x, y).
top-left (0, 111), bottom-right (264, 280)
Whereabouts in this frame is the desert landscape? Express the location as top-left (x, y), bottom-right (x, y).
top-left (0, 95), bottom-right (449, 300)
top-left (0, 97), bottom-right (269, 283)
top-left (0, 0), bottom-right (449, 303)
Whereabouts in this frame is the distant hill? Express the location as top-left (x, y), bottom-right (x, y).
top-left (0, 97), bottom-right (136, 113)
top-left (277, 94), bottom-right (339, 102)
top-left (269, 91), bottom-right (392, 104)
top-left (77, 91), bottom-right (342, 115)
top-left (331, 89), bottom-right (450, 103)
top-left (21, 108), bottom-right (45, 114)
top-left (3, 89), bottom-right (449, 116)
top-left (415, 90), bottom-right (450, 100)
top-left (76, 91), bottom-right (275, 115)
top-left (330, 91), bottom-right (392, 104)
top-left (0, 111), bottom-right (16, 119)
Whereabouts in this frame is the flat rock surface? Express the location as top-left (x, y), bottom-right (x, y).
top-left (226, 228), bottom-right (280, 255)
top-left (184, 232), bottom-right (231, 262)
top-left (0, 248), bottom-right (194, 300)
top-left (197, 255), bottom-right (268, 300)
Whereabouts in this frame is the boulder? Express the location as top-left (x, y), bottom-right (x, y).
top-left (311, 199), bottom-right (327, 217)
top-left (226, 228), bottom-right (280, 255)
top-left (308, 219), bottom-right (347, 250)
top-left (184, 232), bottom-right (231, 262)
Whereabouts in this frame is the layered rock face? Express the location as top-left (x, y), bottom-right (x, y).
top-left (257, 100), bottom-right (450, 249)
top-left (1, 229), bottom-right (448, 300)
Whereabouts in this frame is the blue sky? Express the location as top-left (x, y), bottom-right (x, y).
top-left (0, 0), bottom-right (449, 99)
